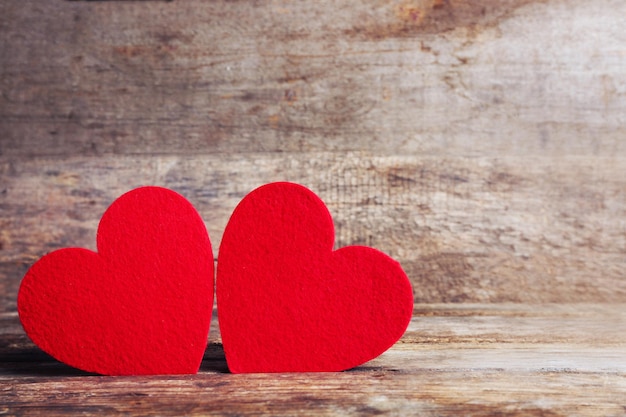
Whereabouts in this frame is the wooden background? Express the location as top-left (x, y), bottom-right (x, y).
top-left (1, 0), bottom-right (625, 415)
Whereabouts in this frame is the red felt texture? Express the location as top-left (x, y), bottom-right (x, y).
top-left (217, 182), bottom-right (414, 373)
top-left (17, 186), bottom-right (214, 376)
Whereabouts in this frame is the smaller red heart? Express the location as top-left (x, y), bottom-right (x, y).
top-left (18, 187), bottom-right (214, 375)
top-left (217, 182), bottom-right (413, 373)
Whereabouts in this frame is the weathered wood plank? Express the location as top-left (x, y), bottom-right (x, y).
top-left (2, 0), bottom-right (626, 302)
top-left (2, 0), bottom-right (626, 157)
top-left (3, 371), bottom-right (626, 417)
top-left (1, 154), bottom-right (625, 302)
top-left (1, 304), bottom-right (625, 416)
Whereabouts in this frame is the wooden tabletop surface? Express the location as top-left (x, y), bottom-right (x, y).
top-left (2, 0), bottom-right (626, 415)
top-left (1, 303), bottom-right (625, 416)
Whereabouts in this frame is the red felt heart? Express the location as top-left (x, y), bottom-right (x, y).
top-left (217, 182), bottom-right (413, 373)
top-left (18, 187), bottom-right (214, 375)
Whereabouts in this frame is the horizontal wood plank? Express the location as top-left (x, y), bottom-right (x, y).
top-left (1, 154), bottom-right (625, 303)
top-left (2, 0), bottom-right (626, 158)
top-left (1, 304), bottom-right (625, 416)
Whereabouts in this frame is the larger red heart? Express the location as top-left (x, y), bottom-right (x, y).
top-left (217, 182), bottom-right (413, 373)
top-left (18, 187), bottom-right (214, 375)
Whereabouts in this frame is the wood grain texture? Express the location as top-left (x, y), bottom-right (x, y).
top-left (1, 0), bottom-right (626, 157)
top-left (1, 0), bottom-right (625, 303)
top-left (1, 1), bottom-right (626, 414)
top-left (1, 154), bottom-right (625, 303)
top-left (1, 304), bottom-right (625, 416)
